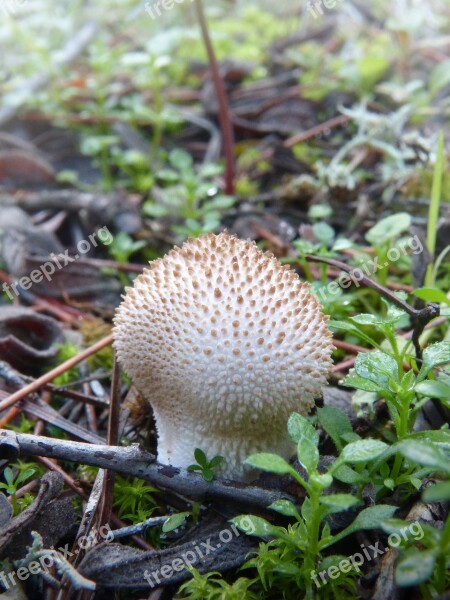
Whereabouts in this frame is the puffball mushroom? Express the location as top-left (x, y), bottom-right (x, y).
top-left (113, 232), bottom-right (333, 480)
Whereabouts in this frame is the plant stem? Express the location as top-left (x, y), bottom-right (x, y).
top-left (390, 452), bottom-right (403, 481)
top-left (10, 493), bottom-right (18, 516)
top-left (194, 0), bottom-right (235, 194)
top-left (425, 131), bottom-right (444, 287)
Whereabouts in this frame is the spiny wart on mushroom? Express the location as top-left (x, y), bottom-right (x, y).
top-left (113, 231), bottom-right (334, 480)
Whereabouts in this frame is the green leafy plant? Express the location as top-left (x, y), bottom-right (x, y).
top-left (385, 440), bottom-right (450, 596)
top-left (52, 341), bottom-right (83, 387)
top-left (0, 464), bottom-right (37, 515)
top-left (143, 149), bottom-right (235, 239)
top-left (229, 413), bottom-right (396, 599)
top-left (6, 415), bottom-right (35, 434)
top-left (339, 310), bottom-right (450, 440)
top-left (330, 299), bottom-right (450, 499)
top-left (113, 476), bottom-right (159, 525)
top-left (107, 232), bottom-right (146, 265)
top-left (178, 567), bottom-right (262, 600)
top-left (187, 448), bottom-right (224, 482)
top-left (106, 231), bottom-right (147, 286)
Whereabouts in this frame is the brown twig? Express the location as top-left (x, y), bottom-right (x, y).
top-left (0, 335), bottom-right (113, 418)
top-left (305, 255), bottom-right (440, 360)
top-left (194, 0), bottom-right (235, 194)
top-left (99, 356), bottom-right (121, 527)
top-left (284, 114), bottom-right (351, 147)
top-left (0, 430), bottom-right (294, 510)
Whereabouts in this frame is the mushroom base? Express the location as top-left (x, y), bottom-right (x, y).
top-left (155, 417), bottom-right (297, 481)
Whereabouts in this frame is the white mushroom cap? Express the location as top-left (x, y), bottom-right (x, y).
top-left (113, 232), bottom-right (333, 480)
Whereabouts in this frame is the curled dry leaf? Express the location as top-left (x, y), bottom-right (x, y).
top-left (0, 150), bottom-right (55, 188)
top-left (0, 306), bottom-right (64, 374)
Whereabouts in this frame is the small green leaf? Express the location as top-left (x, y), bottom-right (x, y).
top-left (342, 439), bottom-right (389, 463)
top-left (417, 342), bottom-right (450, 382)
top-left (386, 300), bottom-right (408, 323)
top-left (319, 522), bottom-right (334, 548)
top-left (309, 204), bottom-right (332, 220)
top-left (16, 468), bottom-right (36, 486)
top-left (198, 163), bottom-right (223, 178)
top-left (422, 481), bottom-right (450, 502)
top-left (333, 464), bottom-right (366, 485)
top-left (155, 168), bottom-right (179, 184)
top-left (288, 413), bottom-right (319, 446)
top-left (193, 448), bottom-right (207, 466)
top-left (317, 554), bottom-right (354, 574)
top-left (313, 222), bottom-right (335, 245)
top-left (169, 148), bottom-right (193, 172)
top-left (329, 320), bottom-right (380, 348)
top-left (415, 380), bottom-right (450, 403)
top-left (202, 469), bottom-right (214, 482)
top-left (413, 287), bottom-right (450, 305)
top-left (270, 562), bottom-right (303, 576)
top-left (410, 477), bottom-right (422, 491)
top-left (203, 195), bottom-right (235, 210)
top-left (332, 238), bottom-right (353, 251)
top-left (357, 55), bottom-right (390, 92)
top-left (353, 351), bottom-right (399, 389)
top-left (400, 370), bottom-right (415, 391)
top-left (331, 505), bottom-right (397, 545)
top-left (309, 472), bottom-right (333, 489)
top-left (341, 373), bottom-right (383, 392)
top-left (268, 499), bottom-right (300, 519)
top-left (4, 468), bottom-right (14, 486)
top-left (398, 440), bottom-right (450, 474)
top-left (287, 413), bottom-right (319, 474)
top-left (245, 453), bottom-right (295, 476)
top-left (384, 478), bottom-right (395, 491)
top-left (297, 438), bottom-right (319, 475)
top-left (231, 515), bottom-right (280, 539)
top-left (409, 429), bottom-right (450, 450)
top-left (381, 518), bottom-right (416, 534)
top-left (396, 551), bottom-right (436, 587)
top-left (162, 512), bottom-right (190, 532)
top-left (365, 213), bottom-right (411, 246)
top-left (350, 313), bottom-right (382, 325)
top-left (208, 455), bottom-right (224, 468)
top-left (317, 406), bottom-right (354, 452)
top-left (143, 202), bottom-right (170, 218)
top-left (319, 494), bottom-right (360, 512)
top-left (301, 497), bottom-right (312, 522)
